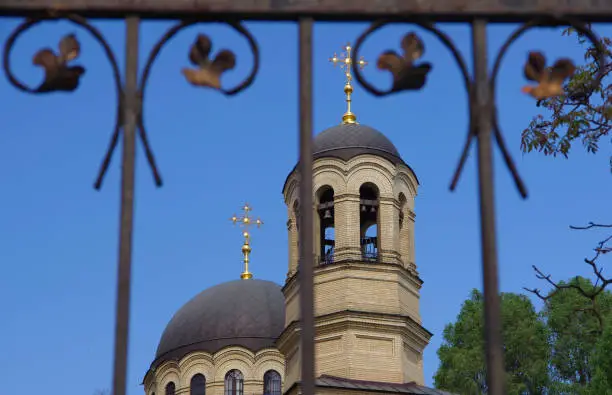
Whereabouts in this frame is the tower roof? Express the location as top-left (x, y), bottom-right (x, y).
top-left (313, 123), bottom-right (404, 165)
top-left (282, 123), bottom-right (418, 194)
top-left (151, 279), bottom-right (285, 368)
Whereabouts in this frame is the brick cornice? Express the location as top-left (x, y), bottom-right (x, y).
top-left (278, 309), bottom-right (432, 352)
top-left (282, 260), bottom-right (423, 294)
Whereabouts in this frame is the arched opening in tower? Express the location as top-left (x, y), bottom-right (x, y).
top-left (317, 186), bottom-right (335, 264)
top-left (359, 183), bottom-right (379, 262)
top-left (291, 199), bottom-right (301, 270)
top-left (398, 192), bottom-right (407, 266)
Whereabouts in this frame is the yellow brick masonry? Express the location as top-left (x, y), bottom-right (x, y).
top-left (280, 154), bottom-right (429, 391)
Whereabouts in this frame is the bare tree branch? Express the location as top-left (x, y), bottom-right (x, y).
top-left (569, 222), bottom-right (612, 230)
top-left (524, 222), bottom-right (612, 333)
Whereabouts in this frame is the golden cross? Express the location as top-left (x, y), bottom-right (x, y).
top-left (230, 203), bottom-right (263, 280)
top-left (329, 43), bottom-right (368, 124)
top-left (329, 42), bottom-right (368, 85)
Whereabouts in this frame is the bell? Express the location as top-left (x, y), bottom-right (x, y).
top-left (361, 205), bottom-right (366, 212)
top-left (323, 209), bottom-right (332, 219)
top-left (370, 206), bottom-right (376, 213)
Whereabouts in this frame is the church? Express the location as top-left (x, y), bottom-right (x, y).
top-left (142, 43), bottom-right (452, 395)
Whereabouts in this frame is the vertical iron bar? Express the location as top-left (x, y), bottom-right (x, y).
top-left (471, 19), bottom-right (505, 395)
top-left (112, 16), bottom-right (140, 395)
top-left (298, 17), bottom-right (315, 395)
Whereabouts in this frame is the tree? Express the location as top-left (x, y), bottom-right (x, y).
top-left (586, 313), bottom-right (612, 394)
top-left (524, 223), bottom-right (612, 389)
top-left (520, 27), bottom-right (612, 172)
top-left (518, 27), bottom-right (612, 394)
top-left (434, 289), bottom-right (550, 394)
top-left (540, 277), bottom-right (612, 393)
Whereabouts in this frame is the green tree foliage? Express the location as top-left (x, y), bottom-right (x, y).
top-left (516, 25), bottom-right (612, 395)
top-left (524, 223), bottom-right (612, 393)
top-left (586, 314), bottom-right (612, 394)
top-left (434, 290), bottom-right (550, 394)
top-left (434, 279), bottom-right (612, 394)
top-left (542, 277), bottom-right (612, 393)
top-left (520, 27), bottom-right (612, 172)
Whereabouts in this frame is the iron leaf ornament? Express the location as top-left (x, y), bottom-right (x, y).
top-left (32, 33), bottom-right (85, 93)
top-left (377, 32), bottom-right (432, 92)
top-left (521, 51), bottom-right (576, 100)
top-left (182, 34), bottom-right (236, 89)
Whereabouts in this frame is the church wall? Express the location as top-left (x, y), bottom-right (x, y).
top-left (378, 198), bottom-right (401, 264)
top-left (285, 387), bottom-right (403, 395)
top-left (346, 329), bottom-right (403, 383)
top-left (394, 168), bottom-right (418, 272)
top-left (315, 333), bottom-right (350, 377)
top-left (331, 194), bottom-right (360, 261)
top-left (287, 204), bottom-right (299, 278)
top-left (402, 341), bottom-right (425, 384)
top-left (284, 263), bottom-right (422, 327)
top-left (283, 155), bottom-right (419, 274)
top-left (281, 153), bottom-right (427, 389)
top-left (398, 281), bottom-right (421, 323)
top-left (146, 347), bottom-right (285, 395)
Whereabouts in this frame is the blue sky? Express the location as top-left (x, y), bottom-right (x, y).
top-left (1, 17), bottom-right (611, 395)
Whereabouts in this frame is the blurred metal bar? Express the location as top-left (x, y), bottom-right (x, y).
top-left (471, 18), bottom-right (505, 395)
top-left (298, 17), bottom-right (315, 395)
top-left (2, 0), bottom-right (612, 22)
top-left (111, 16), bottom-right (140, 395)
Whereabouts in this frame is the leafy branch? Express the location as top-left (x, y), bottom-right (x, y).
top-left (520, 27), bottom-right (612, 172)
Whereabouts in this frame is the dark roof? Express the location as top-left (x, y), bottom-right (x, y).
top-left (282, 123), bottom-right (419, 194)
top-left (309, 375), bottom-right (456, 395)
top-left (151, 279), bottom-right (285, 368)
top-left (312, 123), bottom-right (404, 165)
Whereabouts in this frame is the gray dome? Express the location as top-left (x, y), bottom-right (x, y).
top-left (312, 123), bottom-right (404, 164)
top-left (281, 123), bottom-right (418, 193)
top-left (152, 279), bottom-right (285, 368)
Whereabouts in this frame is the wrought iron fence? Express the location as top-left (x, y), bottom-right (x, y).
top-left (1, 2), bottom-right (610, 395)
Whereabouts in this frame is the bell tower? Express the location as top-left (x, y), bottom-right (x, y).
top-left (278, 43), bottom-right (431, 392)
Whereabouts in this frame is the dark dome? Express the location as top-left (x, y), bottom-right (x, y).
top-left (152, 279), bottom-right (285, 367)
top-left (312, 123), bottom-right (404, 165)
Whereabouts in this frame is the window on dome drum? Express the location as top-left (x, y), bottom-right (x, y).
top-left (316, 186), bottom-right (335, 265)
top-left (360, 183), bottom-right (380, 262)
top-left (224, 369), bottom-right (244, 395)
top-left (263, 370), bottom-right (282, 395)
top-left (190, 373), bottom-right (206, 395)
top-left (293, 200), bottom-right (300, 232)
top-left (165, 382), bottom-right (176, 395)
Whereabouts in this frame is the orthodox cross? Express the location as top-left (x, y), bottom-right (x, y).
top-left (230, 203), bottom-right (263, 279)
top-left (329, 42), bottom-right (368, 124)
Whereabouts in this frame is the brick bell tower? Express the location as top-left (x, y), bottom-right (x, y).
top-left (277, 43), bottom-right (432, 393)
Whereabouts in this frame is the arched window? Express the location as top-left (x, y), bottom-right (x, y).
top-left (360, 183), bottom-right (380, 262)
top-left (317, 186), bottom-right (335, 265)
top-left (263, 370), bottom-right (282, 395)
top-left (224, 369), bottom-right (244, 395)
top-left (398, 193), bottom-right (407, 230)
top-left (190, 373), bottom-right (206, 395)
top-left (165, 382), bottom-right (176, 395)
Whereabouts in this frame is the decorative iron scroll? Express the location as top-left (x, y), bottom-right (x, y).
top-left (3, 0), bottom-right (612, 21)
top-left (1, 6), bottom-right (610, 395)
top-left (2, 14), bottom-right (261, 395)
top-left (2, 15), bottom-right (260, 189)
top-left (351, 17), bottom-right (606, 199)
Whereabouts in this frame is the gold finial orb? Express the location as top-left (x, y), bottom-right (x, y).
top-left (230, 203), bottom-right (263, 280)
top-left (329, 42), bottom-right (367, 125)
